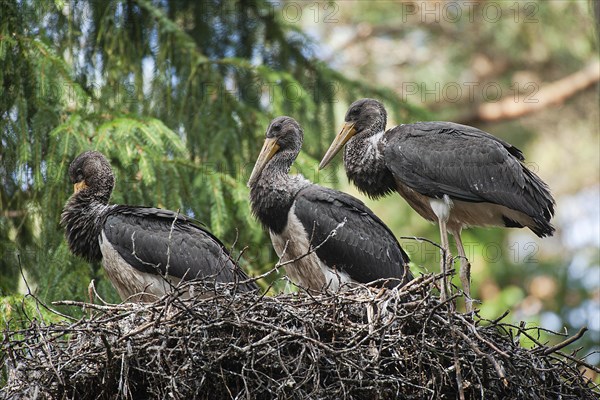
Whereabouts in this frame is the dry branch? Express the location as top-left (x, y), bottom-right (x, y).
top-left (2, 277), bottom-right (598, 400)
top-left (458, 60), bottom-right (600, 124)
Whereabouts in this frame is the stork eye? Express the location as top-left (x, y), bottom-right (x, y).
top-left (272, 124), bottom-right (281, 132)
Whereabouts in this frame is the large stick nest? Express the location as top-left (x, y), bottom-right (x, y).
top-left (2, 274), bottom-right (598, 399)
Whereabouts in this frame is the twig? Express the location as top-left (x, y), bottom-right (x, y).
top-left (3, 275), bottom-right (597, 399)
top-left (538, 327), bottom-right (588, 355)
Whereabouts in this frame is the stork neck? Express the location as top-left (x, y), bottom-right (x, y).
top-left (249, 154), bottom-right (309, 234)
top-left (343, 131), bottom-right (396, 199)
top-left (61, 190), bottom-right (112, 262)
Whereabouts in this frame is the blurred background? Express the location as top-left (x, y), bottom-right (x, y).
top-left (1, 0), bottom-right (598, 378)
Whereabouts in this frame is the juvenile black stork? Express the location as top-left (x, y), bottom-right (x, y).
top-left (61, 151), bottom-right (257, 302)
top-left (319, 98), bottom-right (555, 311)
top-left (247, 116), bottom-right (412, 291)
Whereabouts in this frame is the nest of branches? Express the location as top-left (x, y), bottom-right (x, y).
top-left (2, 274), bottom-right (598, 400)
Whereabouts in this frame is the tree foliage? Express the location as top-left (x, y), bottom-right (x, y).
top-left (0, 0), bottom-right (428, 302)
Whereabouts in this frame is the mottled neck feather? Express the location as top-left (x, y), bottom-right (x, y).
top-left (61, 189), bottom-right (111, 262)
top-left (343, 132), bottom-right (397, 199)
top-left (249, 152), bottom-right (310, 234)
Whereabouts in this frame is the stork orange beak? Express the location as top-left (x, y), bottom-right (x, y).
top-left (247, 138), bottom-right (280, 187)
top-left (73, 181), bottom-right (88, 193)
top-left (319, 122), bottom-right (356, 170)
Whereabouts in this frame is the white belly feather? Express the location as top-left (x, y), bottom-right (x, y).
top-left (395, 180), bottom-right (535, 233)
top-left (270, 203), bottom-right (353, 291)
top-left (100, 231), bottom-right (181, 302)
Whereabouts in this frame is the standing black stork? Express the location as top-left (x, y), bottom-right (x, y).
top-left (61, 151), bottom-right (257, 302)
top-left (247, 116), bottom-right (412, 291)
top-left (319, 98), bottom-right (555, 311)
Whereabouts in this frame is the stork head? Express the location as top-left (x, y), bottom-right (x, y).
top-left (247, 116), bottom-right (303, 187)
top-left (319, 98), bottom-right (387, 169)
top-left (68, 150), bottom-right (115, 202)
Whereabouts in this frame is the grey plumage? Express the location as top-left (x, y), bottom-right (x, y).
top-left (61, 151), bottom-right (257, 301)
top-left (383, 121), bottom-right (554, 236)
top-left (248, 117), bottom-right (412, 291)
top-left (319, 98), bottom-right (555, 311)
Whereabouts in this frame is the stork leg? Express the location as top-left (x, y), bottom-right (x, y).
top-left (452, 230), bottom-right (473, 313)
top-left (437, 219), bottom-right (452, 303)
top-left (431, 196), bottom-right (454, 306)
top-left (366, 294), bottom-right (378, 358)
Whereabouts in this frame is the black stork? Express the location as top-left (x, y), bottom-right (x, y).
top-left (61, 151), bottom-right (257, 302)
top-left (319, 98), bottom-right (555, 311)
top-left (247, 116), bottom-right (412, 291)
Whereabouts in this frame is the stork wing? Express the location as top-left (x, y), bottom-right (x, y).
top-left (293, 185), bottom-right (412, 287)
top-left (385, 122), bottom-right (553, 219)
top-left (102, 206), bottom-right (257, 291)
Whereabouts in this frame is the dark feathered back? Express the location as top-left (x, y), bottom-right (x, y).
top-left (61, 151), bottom-right (258, 292)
